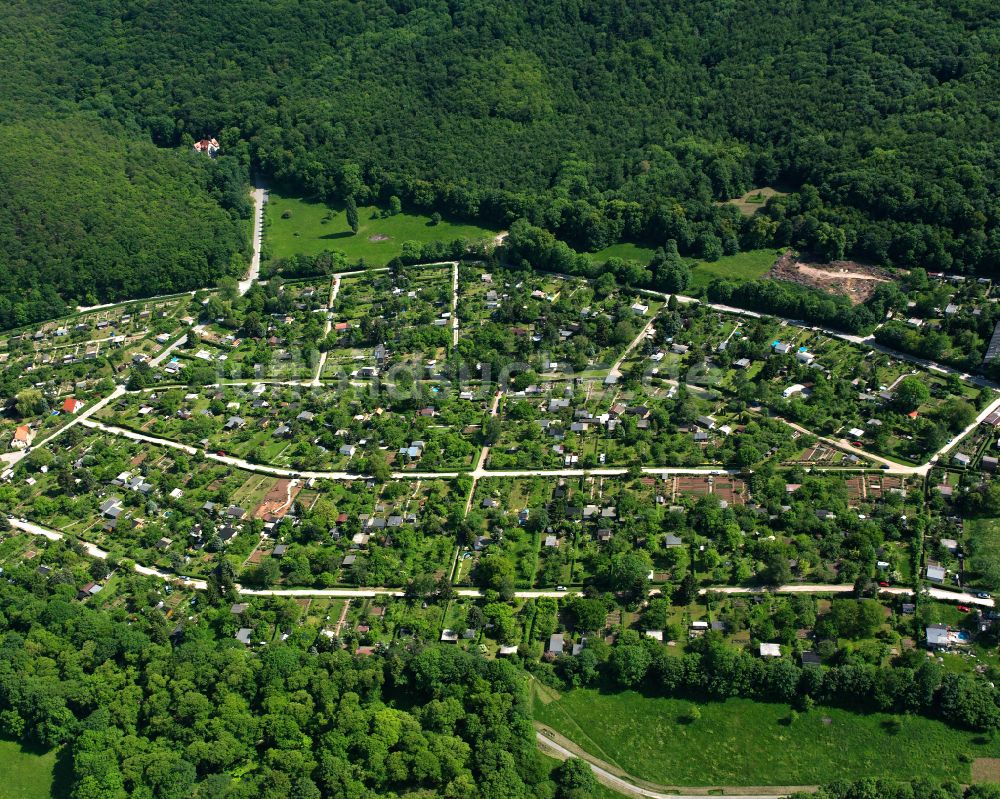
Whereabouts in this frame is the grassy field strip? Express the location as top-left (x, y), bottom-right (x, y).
top-left (533, 689), bottom-right (1000, 785)
top-left (264, 192), bottom-right (497, 264)
top-left (531, 681), bottom-right (624, 769)
top-left (0, 739), bottom-right (62, 799)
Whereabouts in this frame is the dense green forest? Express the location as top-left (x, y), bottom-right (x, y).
top-left (0, 568), bottom-right (556, 799)
top-left (4, 0), bottom-right (997, 276)
top-left (1, 0), bottom-right (998, 328)
top-left (0, 5), bottom-right (251, 330)
top-left (0, 116), bottom-right (250, 328)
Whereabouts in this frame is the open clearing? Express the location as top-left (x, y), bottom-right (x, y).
top-left (767, 250), bottom-right (894, 304)
top-left (973, 759), bottom-right (1000, 783)
top-left (687, 249), bottom-right (780, 289)
top-left (723, 186), bottom-right (787, 216)
top-left (585, 241), bottom-right (658, 265)
top-left (584, 244), bottom-right (778, 290)
top-left (263, 191), bottom-right (497, 264)
top-left (0, 739), bottom-right (62, 799)
top-left (532, 688), bottom-right (999, 785)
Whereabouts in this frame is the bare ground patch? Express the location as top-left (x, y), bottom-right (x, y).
top-left (253, 478), bottom-right (301, 520)
top-left (972, 759), bottom-right (1000, 783)
top-left (368, 233), bottom-right (390, 242)
top-left (767, 250), bottom-right (895, 305)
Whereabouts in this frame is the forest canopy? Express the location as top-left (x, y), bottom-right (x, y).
top-left (2, 0), bottom-right (995, 274)
top-left (1, 0), bottom-right (998, 318)
top-left (0, 115), bottom-right (250, 329)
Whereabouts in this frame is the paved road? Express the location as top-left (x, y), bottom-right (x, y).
top-left (75, 416), bottom-right (747, 481)
top-left (702, 583), bottom-right (994, 608)
top-left (469, 391), bottom-right (502, 488)
top-left (150, 324), bottom-right (204, 368)
top-left (238, 186), bottom-right (267, 296)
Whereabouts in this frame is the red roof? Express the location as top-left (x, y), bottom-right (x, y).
top-left (13, 425), bottom-right (30, 442)
top-left (62, 397), bottom-right (82, 413)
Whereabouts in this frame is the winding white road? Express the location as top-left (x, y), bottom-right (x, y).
top-left (10, 515), bottom-right (993, 607)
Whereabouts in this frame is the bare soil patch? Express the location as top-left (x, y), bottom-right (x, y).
top-left (972, 758), bottom-right (1000, 783)
top-left (368, 233), bottom-right (390, 242)
top-left (254, 478), bottom-right (301, 520)
top-left (767, 250), bottom-right (894, 305)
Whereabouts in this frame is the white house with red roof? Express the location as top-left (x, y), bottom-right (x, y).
top-left (11, 425), bottom-right (33, 449)
top-left (193, 137), bottom-right (220, 156)
top-left (61, 397), bottom-right (85, 414)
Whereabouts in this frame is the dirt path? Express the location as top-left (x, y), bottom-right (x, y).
top-left (238, 185), bottom-right (267, 296)
top-left (313, 274), bottom-right (340, 385)
top-left (451, 261), bottom-right (460, 348)
top-left (607, 311), bottom-right (659, 381)
top-left (333, 599), bottom-right (351, 636)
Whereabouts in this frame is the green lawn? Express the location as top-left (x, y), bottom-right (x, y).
top-left (966, 517), bottom-right (1000, 591)
top-left (583, 244), bottom-right (778, 292)
top-left (264, 191), bottom-right (498, 265)
top-left (533, 689), bottom-right (999, 785)
top-left (687, 248), bottom-right (780, 290)
top-left (0, 739), bottom-right (62, 799)
top-left (585, 242), bottom-right (658, 265)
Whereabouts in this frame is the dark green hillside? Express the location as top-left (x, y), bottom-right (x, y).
top-left (0, 116), bottom-right (250, 328)
top-left (8, 0), bottom-right (994, 272)
top-left (0, 0), bottom-right (998, 322)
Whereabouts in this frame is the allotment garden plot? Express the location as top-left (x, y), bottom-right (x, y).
top-left (5, 427), bottom-right (461, 588)
top-left (321, 266), bottom-right (454, 378)
top-left (96, 379), bottom-right (487, 472)
top-left (488, 379), bottom-right (796, 469)
top-left (623, 300), bottom-right (989, 465)
top-left (457, 266), bottom-right (661, 379)
top-left (460, 470), bottom-right (922, 590)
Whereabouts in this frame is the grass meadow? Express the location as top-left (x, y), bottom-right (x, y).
top-left (533, 687), bottom-right (1000, 786)
top-left (0, 739), bottom-right (64, 799)
top-left (687, 248), bottom-right (780, 290)
top-left (263, 191), bottom-right (497, 264)
top-left (586, 243), bottom-right (778, 292)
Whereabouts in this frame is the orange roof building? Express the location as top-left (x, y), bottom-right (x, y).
top-left (62, 397), bottom-right (84, 414)
top-left (11, 425), bottom-right (32, 449)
